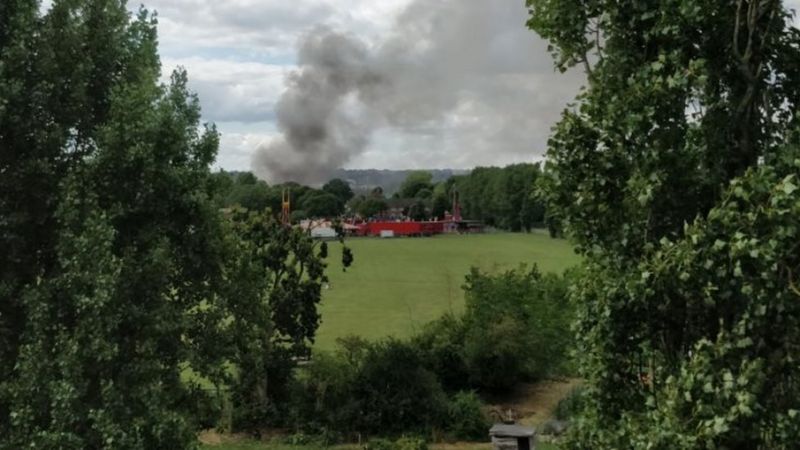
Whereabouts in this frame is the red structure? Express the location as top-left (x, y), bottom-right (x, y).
top-left (349, 189), bottom-right (484, 237)
top-left (356, 221), bottom-right (446, 237)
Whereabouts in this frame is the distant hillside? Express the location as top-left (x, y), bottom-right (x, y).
top-left (332, 169), bottom-right (470, 195)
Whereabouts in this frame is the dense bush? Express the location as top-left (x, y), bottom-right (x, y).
top-left (289, 339), bottom-right (494, 441)
top-left (564, 157), bottom-right (800, 448)
top-left (394, 436), bottom-right (429, 450)
top-left (366, 436), bottom-right (428, 450)
top-left (366, 438), bottom-right (398, 450)
top-left (413, 314), bottom-right (471, 392)
top-left (462, 315), bottom-right (531, 390)
top-left (414, 267), bottom-right (575, 393)
top-left (447, 391), bottom-right (490, 440)
top-left (287, 262), bottom-right (574, 440)
top-left (352, 340), bottom-right (449, 435)
top-left (461, 266), bottom-right (575, 389)
top-left (290, 339), bottom-right (448, 437)
top-left (553, 386), bottom-right (587, 421)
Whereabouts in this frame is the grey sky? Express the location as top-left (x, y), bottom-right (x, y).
top-left (142, 0), bottom-right (585, 177)
top-left (41, 0), bottom-right (800, 177)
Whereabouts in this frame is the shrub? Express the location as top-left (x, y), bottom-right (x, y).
top-left (366, 438), bottom-right (396, 450)
top-left (413, 314), bottom-right (471, 392)
top-left (289, 339), bottom-right (450, 437)
top-left (365, 436), bottom-right (428, 450)
top-left (288, 351), bottom-right (358, 434)
top-left (461, 266), bottom-right (575, 389)
top-left (553, 386), bottom-right (587, 421)
top-left (462, 314), bottom-right (530, 390)
top-left (395, 436), bottom-right (429, 450)
top-left (285, 265), bottom-right (577, 438)
top-left (352, 340), bottom-right (449, 435)
top-left (447, 391), bottom-right (490, 441)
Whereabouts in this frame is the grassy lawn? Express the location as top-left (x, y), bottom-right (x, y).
top-left (316, 231), bottom-right (579, 350)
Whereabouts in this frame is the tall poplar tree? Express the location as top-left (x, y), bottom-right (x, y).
top-left (529, 0), bottom-right (800, 447)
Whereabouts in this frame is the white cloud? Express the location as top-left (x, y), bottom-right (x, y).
top-left (146, 0), bottom-right (410, 57)
top-left (161, 57), bottom-right (288, 123)
top-left (215, 128), bottom-right (278, 171)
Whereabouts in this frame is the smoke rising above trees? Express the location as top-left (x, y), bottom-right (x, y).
top-left (252, 0), bottom-right (583, 185)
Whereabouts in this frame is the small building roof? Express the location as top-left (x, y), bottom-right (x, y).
top-left (489, 424), bottom-right (536, 438)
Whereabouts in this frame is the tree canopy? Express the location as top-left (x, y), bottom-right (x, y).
top-left (452, 164), bottom-right (545, 231)
top-left (322, 178), bottom-right (355, 205)
top-left (0, 2), bottom-right (347, 446)
top-left (528, 0), bottom-right (800, 446)
top-left (398, 171), bottom-right (434, 199)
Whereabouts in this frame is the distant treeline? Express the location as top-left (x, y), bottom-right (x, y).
top-left (215, 163), bottom-right (555, 233)
top-left (450, 164), bottom-right (546, 231)
top-left (330, 168), bottom-right (468, 196)
top-left (211, 172), bottom-right (355, 220)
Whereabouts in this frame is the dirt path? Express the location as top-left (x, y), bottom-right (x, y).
top-left (483, 378), bottom-right (582, 427)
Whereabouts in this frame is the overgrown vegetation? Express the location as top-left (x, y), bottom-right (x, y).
top-left (528, 0), bottom-right (800, 447)
top-left (284, 266), bottom-right (575, 441)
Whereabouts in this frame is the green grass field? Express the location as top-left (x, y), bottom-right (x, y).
top-left (315, 232), bottom-right (579, 351)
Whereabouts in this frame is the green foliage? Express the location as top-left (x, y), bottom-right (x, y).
top-left (398, 171), bottom-right (434, 199)
top-left (528, 0), bottom-right (800, 258)
top-left (223, 209), bottom-right (341, 431)
top-left (351, 340), bottom-right (448, 435)
top-left (553, 386), bottom-right (587, 421)
top-left (222, 175), bottom-right (275, 212)
top-left (407, 201), bottom-right (429, 221)
top-left (291, 210), bottom-right (309, 222)
top-left (289, 263), bottom-right (572, 440)
top-left (413, 314), bottom-right (471, 392)
top-left (528, 0), bottom-right (800, 447)
top-left (1, 3), bottom-right (229, 444)
top-left (462, 315), bottom-right (531, 390)
top-left (355, 197), bottom-right (389, 218)
top-left (0, 2), bottom-right (346, 447)
top-left (301, 192), bottom-right (344, 218)
top-left (1, 1), bottom-right (156, 413)
top-left (322, 178), bottom-right (355, 205)
top-left (451, 164), bottom-right (545, 231)
top-left (415, 188), bottom-right (433, 200)
top-left (461, 266), bottom-right (575, 389)
top-left (289, 339), bottom-right (448, 437)
top-left (212, 172), bottom-right (350, 219)
top-left (446, 392), bottom-right (490, 441)
top-left (394, 436), bottom-right (428, 450)
top-left (412, 266), bottom-right (576, 392)
top-left (430, 194), bottom-right (450, 220)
